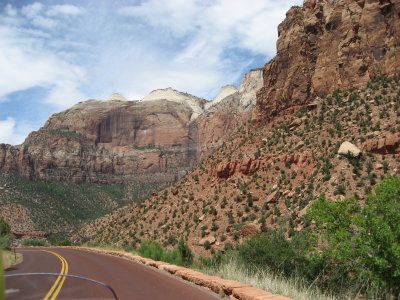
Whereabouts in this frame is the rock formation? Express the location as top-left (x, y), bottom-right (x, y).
top-left (0, 69), bottom-right (263, 184)
top-left (338, 141), bottom-right (361, 157)
top-left (255, 0), bottom-right (400, 122)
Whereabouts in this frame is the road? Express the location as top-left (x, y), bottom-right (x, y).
top-left (5, 247), bottom-right (221, 300)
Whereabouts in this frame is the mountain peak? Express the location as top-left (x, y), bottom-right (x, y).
top-left (105, 93), bottom-right (127, 101)
top-left (142, 88), bottom-right (207, 120)
top-left (142, 88), bottom-right (190, 102)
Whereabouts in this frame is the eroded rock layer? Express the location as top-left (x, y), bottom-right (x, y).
top-left (255, 0), bottom-right (400, 122)
top-left (0, 70), bottom-right (262, 184)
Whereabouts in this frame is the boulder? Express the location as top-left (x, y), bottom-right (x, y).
top-left (338, 141), bottom-right (361, 157)
top-left (240, 223), bottom-right (260, 237)
top-left (198, 236), bottom-right (216, 246)
top-left (266, 190), bottom-right (281, 203)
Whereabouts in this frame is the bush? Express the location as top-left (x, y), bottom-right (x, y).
top-left (306, 177), bottom-right (400, 296)
top-left (177, 238), bottom-right (193, 266)
top-left (22, 239), bottom-right (48, 247)
top-left (238, 230), bottom-right (314, 277)
top-left (0, 234), bottom-right (13, 250)
top-left (138, 240), bottom-right (165, 261)
top-left (0, 217), bottom-right (11, 237)
top-left (138, 238), bottom-right (194, 266)
top-left (0, 217), bottom-right (12, 250)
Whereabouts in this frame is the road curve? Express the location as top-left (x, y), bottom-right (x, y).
top-left (6, 247), bottom-right (221, 300)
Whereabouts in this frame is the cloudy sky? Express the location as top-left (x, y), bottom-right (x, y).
top-left (0, 0), bottom-right (302, 145)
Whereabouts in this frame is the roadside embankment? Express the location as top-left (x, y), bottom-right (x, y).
top-left (64, 246), bottom-right (292, 300)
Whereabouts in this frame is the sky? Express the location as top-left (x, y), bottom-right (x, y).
top-left (0, 0), bottom-right (303, 145)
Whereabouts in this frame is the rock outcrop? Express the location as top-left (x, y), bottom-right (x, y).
top-left (362, 132), bottom-right (400, 154)
top-left (213, 158), bottom-right (261, 179)
top-left (255, 0), bottom-right (400, 122)
top-left (191, 69), bottom-right (263, 160)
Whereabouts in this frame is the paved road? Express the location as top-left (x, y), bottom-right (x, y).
top-left (6, 248), bottom-right (221, 300)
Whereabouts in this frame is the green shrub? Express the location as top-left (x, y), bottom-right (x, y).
top-left (138, 240), bottom-right (165, 261)
top-left (238, 230), bottom-right (314, 277)
top-left (0, 217), bottom-right (11, 237)
top-left (0, 218), bottom-right (13, 250)
top-left (138, 238), bottom-right (194, 266)
top-left (306, 177), bottom-right (400, 296)
top-left (22, 239), bottom-right (48, 247)
top-left (0, 235), bottom-right (13, 250)
top-left (177, 238), bottom-right (193, 266)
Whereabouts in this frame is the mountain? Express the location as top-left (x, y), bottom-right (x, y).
top-left (0, 69), bottom-right (262, 185)
top-left (76, 0), bottom-right (400, 255)
top-left (0, 69), bottom-right (262, 235)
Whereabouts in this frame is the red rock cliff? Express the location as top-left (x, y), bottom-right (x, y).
top-left (255, 0), bottom-right (400, 122)
top-left (0, 69), bottom-right (262, 184)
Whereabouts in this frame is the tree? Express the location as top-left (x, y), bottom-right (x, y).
top-left (0, 217), bottom-right (12, 250)
top-left (0, 217), bottom-right (10, 237)
top-left (177, 237), bottom-right (193, 266)
top-left (306, 177), bottom-right (400, 295)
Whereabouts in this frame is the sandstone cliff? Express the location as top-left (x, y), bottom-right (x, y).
top-left (255, 0), bottom-right (400, 122)
top-left (0, 70), bottom-right (262, 184)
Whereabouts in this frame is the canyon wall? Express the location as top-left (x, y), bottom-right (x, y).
top-left (255, 0), bottom-right (400, 122)
top-left (0, 70), bottom-right (262, 184)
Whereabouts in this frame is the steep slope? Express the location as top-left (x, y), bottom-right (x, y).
top-left (77, 75), bottom-right (400, 256)
top-left (191, 69), bottom-right (263, 161)
top-left (255, 0), bottom-right (400, 122)
top-left (0, 169), bottom-right (166, 237)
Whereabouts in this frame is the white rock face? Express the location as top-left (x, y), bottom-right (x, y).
top-left (238, 69), bottom-right (263, 108)
top-left (106, 93), bottom-right (128, 101)
top-left (142, 87), bottom-right (206, 120)
top-left (338, 141), bottom-right (361, 157)
top-left (205, 85), bottom-right (238, 110)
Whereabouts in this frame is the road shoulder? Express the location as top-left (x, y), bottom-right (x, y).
top-left (61, 246), bottom-right (292, 300)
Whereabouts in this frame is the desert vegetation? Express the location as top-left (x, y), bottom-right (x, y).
top-left (129, 177), bottom-right (399, 299)
top-left (80, 75), bottom-right (400, 258)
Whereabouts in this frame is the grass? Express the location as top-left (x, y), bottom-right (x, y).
top-left (198, 257), bottom-right (336, 300)
top-left (81, 243), bottom-right (336, 300)
top-left (2, 250), bottom-right (22, 270)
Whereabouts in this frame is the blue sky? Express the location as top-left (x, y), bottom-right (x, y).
top-left (0, 0), bottom-right (302, 145)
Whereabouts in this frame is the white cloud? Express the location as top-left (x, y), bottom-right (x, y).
top-left (109, 0), bottom-right (303, 100)
top-left (0, 117), bottom-right (27, 145)
top-left (0, 0), bottom-right (303, 144)
top-left (47, 5), bottom-right (84, 16)
top-left (119, 0), bottom-right (302, 58)
top-left (0, 24), bottom-right (86, 107)
top-left (21, 2), bottom-right (44, 19)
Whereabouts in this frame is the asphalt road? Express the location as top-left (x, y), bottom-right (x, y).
top-left (5, 247), bottom-right (221, 300)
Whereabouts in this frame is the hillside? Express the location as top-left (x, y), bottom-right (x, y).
top-left (0, 169), bottom-right (166, 241)
top-left (76, 75), bottom-right (400, 255)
